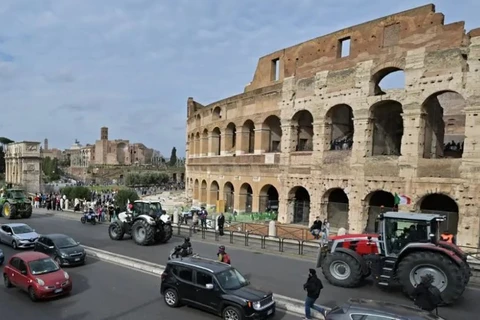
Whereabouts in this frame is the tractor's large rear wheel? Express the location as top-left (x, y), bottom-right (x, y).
top-left (132, 219), bottom-right (155, 246)
top-left (397, 251), bottom-right (466, 305)
top-left (321, 252), bottom-right (363, 288)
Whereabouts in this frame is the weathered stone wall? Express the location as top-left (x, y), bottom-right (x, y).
top-left (5, 141), bottom-right (42, 193)
top-left (185, 5), bottom-right (480, 248)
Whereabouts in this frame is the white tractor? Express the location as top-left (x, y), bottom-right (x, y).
top-left (108, 200), bottom-right (173, 246)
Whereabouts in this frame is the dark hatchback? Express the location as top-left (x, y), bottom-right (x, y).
top-left (160, 256), bottom-right (275, 320)
top-left (33, 234), bottom-right (86, 267)
top-left (327, 298), bottom-right (447, 320)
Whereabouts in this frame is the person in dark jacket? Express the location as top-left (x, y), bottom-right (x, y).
top-left (303, 268), bottom-right (327, 319)
top-left (309, 217), bottom-right (323, 239)
top-left (413, 274), bottom-right (442, 314)
top-left (217, 212), bottom-right (225, 236)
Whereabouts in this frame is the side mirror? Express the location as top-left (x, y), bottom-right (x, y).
top-left (205, 284), bottom-right (214, 290)
top-left (7, 232), bottom-right (12, 235)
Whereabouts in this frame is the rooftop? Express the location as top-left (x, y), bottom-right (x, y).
top-left (11, 251), bottom-right (49, 262)
top-left (346, 299), bottom-right (442, 320)
top-left (383, 211), bottom-right (446, 221)
top-left (168, 256), bottom-right (231, 274)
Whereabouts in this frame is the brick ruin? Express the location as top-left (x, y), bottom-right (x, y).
top-left (185, 4), bottom-right (480, 247)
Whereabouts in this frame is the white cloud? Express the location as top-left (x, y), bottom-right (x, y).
top-left (0, 0), bottom-right (478, 156)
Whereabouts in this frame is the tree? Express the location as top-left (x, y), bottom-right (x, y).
top-left (124, 172), bottom-right (170, 187)
top-left (42, 157), bottom-right (61, 182)
top-left (115, 189), bottom-right (140, 211)
top-left (169, 147), bottom-right (177, 166)
top-left (0, 137), bottom-right (13, 174)
top-left (60, 186), bottom-right (91, 201)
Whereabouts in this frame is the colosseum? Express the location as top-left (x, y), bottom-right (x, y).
top-left (185, 4), bottom-right (480, 247)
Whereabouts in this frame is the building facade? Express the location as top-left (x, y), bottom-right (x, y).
top-left (5, 141), bottom-right (42, 193)
top-left (185, 4), bottom-right (480, 247)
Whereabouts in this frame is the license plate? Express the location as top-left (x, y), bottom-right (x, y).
top-left (54, 288), bottom-right (63, 293)
top-left (75, 258), bottom-right (80, 261)
top-left (267, 309), bottom-right (273, 315)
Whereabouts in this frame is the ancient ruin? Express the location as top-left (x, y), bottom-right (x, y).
top-left (185, 4), bottom-right (480, 247)
top-left (4, 141), bottom-right (42, 193)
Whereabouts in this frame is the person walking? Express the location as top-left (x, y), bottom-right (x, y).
top-left (303, 269), bottom-right (327, 319)
top-left (218, 212), bottom-right (225, 236)
top-left (200, 206), bottom-right (208, 230)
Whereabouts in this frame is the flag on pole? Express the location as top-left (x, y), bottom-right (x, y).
top-left (394, 193), bottom-right (401, 206)
top-left (399, 195), bottom-right (412, 205)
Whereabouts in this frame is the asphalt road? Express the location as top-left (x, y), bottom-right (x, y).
top-left (4, 211), bottom-right (479, 319)
top-left (0, 244), bottom-right (297, 320)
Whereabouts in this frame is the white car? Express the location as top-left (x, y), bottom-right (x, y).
top-left (0, 223), bottom-right (39, 249)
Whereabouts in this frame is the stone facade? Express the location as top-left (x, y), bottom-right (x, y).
top-left (40, 139), bottom-right (63, 160)
top-left (185, 4), bottom-right (480, 248)
top-left (5, 141), bottom-right (42, 193)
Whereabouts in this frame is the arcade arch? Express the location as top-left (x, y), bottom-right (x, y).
top-left (325, 104), bottom-right (354, 151)
top-left (259, 184), bottom-right (279, 213)
top-left (200, 180), bottom-right (208, 203)
top-left (225, 123), bottom-right (237, 153)
top-left (324, 188), bottom-right (349, 229)
top-left (201, 129), bottom-right (208, 156)
top-left (263, 115), bottom-right (282, 152)
top-left (211, 127), bottom-right (221, 156)
top-left (193, 179), bottom-right (199, 199)
top-left (223, 182), bottom-right (235, 213)
top-left (242, 120), bottom-right (255, 154)
top-left (195, 132), bottom-right (200, 157)
top-left (418, 193), bottom-right (459, 235)
top-left (370, 100), bottom-right (404, 156)
top-left (365, 190), bottom-right (395, 232)
top-left (292, 110), bottom-right (314, 151)
top-left (422, 91), bottom-right (466, 159)
top-left (212, 107), bottom-right (222, 120)
top-left (210, 181), bottom-right (220, 204)
top-left (371, 67), bottom-right (405, 96)
top-left (289, 186), bottom-right (310, 224)
top-left (239, 183), bottom-right (253, 212)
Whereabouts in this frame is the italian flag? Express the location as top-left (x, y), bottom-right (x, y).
top-left (394, 193), bottom-right (411, 205)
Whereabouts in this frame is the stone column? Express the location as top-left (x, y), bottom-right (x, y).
top-left (462, 105), bottom-right (480, 161)
top-left (350, 114), bottom-right (374, 165)
top-left (200, 134), bottom-right (208, 157)
top-left (252, 190), bottom-right (260, 212)
top-left (221, 132), bottom-right (234, 155)
top-left (233, 190), bottom-right (241, 212)
top-left (208, 132), bottom-right (220, 156)
top-left (194, 136), bottom-right (200, 157)
top-left (235, 125), bottom-right (247, 155)
top-left (280, 120), bottom-right (297, 166)
top-left (398, 104), bottom-right (425, 171)
top-left (254, 123), bottom-right (269, 154)
top-left (313, 120), bottom-right (328, 165)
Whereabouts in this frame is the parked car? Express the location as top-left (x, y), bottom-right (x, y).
top-left (3, 251), bottom-right (72, 301)
top-left (326, 298), bottom-right (446, 320)
top-left (160, 256), bottom-right (275, 320)
top-left (33, 234), bottom-right (86, 267)
top-left (0, 223), bottom-right (39, 249)
top-left (0, 248), bottom-right (4, 265)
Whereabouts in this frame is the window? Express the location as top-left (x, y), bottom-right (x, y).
top-left (18, 260), bottom-right (28, 273)
top-left (196, 271), bottom-right (213, 287)
top-left (338, 37), bottom-right (351, 58)
top-left (177, 267), bottom-right (193, 282)
top-left (271, 58), bottom-right (280, 81)
top-left (1, 225), bottom-right (10, 233)
top-left (10, 257), bottom-right (21, 270)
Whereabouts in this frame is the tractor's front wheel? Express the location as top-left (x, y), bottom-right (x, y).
top-left (1, 203), bottom-right (15, 219)
top-left (108, 222), bottom-right (125, 240)
top-left (321, 252), bottom-right (363, 288)
top-left (131, 219), bottom-right (155, 246)
top-left (397, 251), bottom-right (466, 305)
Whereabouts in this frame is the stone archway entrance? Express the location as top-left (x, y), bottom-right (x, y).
top-left (210, 181), bottom-right (220, 206)
top-left (289, 186), bottom-right (310, 225)
top-left (193, 180), bottom-right (199, 200)
top-left (324, 188), bottom-right (349, 230)
top-left (259, 184), bottom-right (279, 213)
top-left (200, 180), bottom-right (207, 204)
top-left (223, 182), bottom-right (234, 213)
top-left (419, 193), bottom-right (459, 235)
top-left (365, 190), bottom-right (395, 232)
top-left (239, 183), bottom-right (253, 213)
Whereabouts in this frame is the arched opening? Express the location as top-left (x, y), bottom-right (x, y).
top-left (210, 181), bottom-right (220, 205)
top-left (225, 123), bottom-right (237, 154)
top-left (172, 173), bottom-right (177, 182)
top-left (212, 107), bottom-right (222, 120)
top-left (371, 67), bottom-right (405, 96)
top-left (259, 184), bottom-right (279, 213)
top-left (292, 110), bottom-right (314, 151)
top-left (200, 180), bottom-right (208, 204)
top-left (289, 186), bottom-right (310, 224)
top-left (242, 120), bottom-right (255, 154)
top-left (193, 179), bottom-right (199, 200)
top-left (325, 188), bottom-right (349, 229)
top-left (325, 104), bottom-right (354, 151)
top-left (194, 132), bottom-right (200, 157)
top-left (201, 129), bottom-right (208, 156)
top-left (223, 182), bottom-right (235, 213)
top-left (180, 173), bottom-right (185, 182)
top-left (239, 183), bottom-right (253, 212)
top-left (116, 142), bottom-right (127, 165)
top-left (195, 114), bottom-right (201, 127)
top-left (370, 100), bottom-right (404, 156)
top-left (211, 127), bottom-right (221, 156)
top-left (188, 134), bottom-right (194, 157)
top-left (365, 190), bottom-right (395, 232)
top-left (422, 91), bottom-right (465, 159)
top-left (263, 115), bottom-right (282, 152)
top-left (419, 193), bottom-right (459, 235)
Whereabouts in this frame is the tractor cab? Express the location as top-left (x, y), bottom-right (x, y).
top-left (377, 211), bottom-right (446, 256)
top-left (132, 200), bottom-right (165, 218)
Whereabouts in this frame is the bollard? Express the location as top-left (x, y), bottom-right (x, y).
top-left (268, 220), bottom-right (276, 237)
top-left (173, 211), bottom-right (179, 224)
top-left (65, 199), bottom-right (69, 210)
top-left (211, 215), bottom-right (217, 231)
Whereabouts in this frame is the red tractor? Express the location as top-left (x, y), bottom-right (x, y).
top-left (316, 211), bottom-right (471, 305)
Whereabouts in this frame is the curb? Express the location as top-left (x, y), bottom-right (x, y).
top-left (83, 245), bottom-right (327, 319)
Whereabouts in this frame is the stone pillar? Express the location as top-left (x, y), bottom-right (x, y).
top-left (200, 134), bottom-right (208, 157)
top-left (236, 125), bottom-right (248, 155)
top-left (222, 132), bottom-right (234, 155)
top-left (398, 104), bottom-right (425, 169)
top-left (313, 120), bottom-right (328, 165)
top-left (280, 120), bottom-right (297, 165)
top-left (207, 186), bottom-right (218, 207)
top-left (194, 136), bottom-right (200, 157)
top-left (462, 106), bottom-right (480, 161)
top-left (208, 132), bottom-right (220, 156)
top-left (350, 114), bottom-right (374, 165)
top-left (233, 190), bottom-right (241, 212)
top-left (252, 191), bottom-right (260, 212)
top-left (456, 186), bottom-right (479, 247)
top-left (254, 123), bottom-right (269, 154)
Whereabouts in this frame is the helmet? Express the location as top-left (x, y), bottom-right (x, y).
top-left (218, 245), bottom-right (225, 252)
top-left (184, 237), bottom-right (190, 242)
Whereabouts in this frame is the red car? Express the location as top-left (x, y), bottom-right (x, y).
top-left (3, 251), bottom-right (72, 301)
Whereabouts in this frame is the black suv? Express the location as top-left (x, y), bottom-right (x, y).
top-left (160, 256), bottom-right (275, 319)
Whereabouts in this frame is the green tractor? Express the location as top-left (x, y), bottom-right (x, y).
top-left (0, 188), bottom-right (33, 219)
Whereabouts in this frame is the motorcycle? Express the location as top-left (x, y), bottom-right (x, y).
top-left (80, 211), bottom-right (97, 225)
top-left (168, 245), bottom-right (195, 260)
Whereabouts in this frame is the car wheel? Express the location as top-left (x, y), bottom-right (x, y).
top-left (28, 287), bottom-right (38, 302)
top-left (223, 306), bottom-right (244, 320)
top-left (12, 241), bottom-right (17, 250)
top-left (4, 274), bottom-right (13, 288)
top-left (163, 288), bottom-right (180, 307)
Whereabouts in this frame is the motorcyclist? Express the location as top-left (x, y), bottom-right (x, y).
top-left (217, 245), bottom-right (231, 264)
top-left (172, 237), bottom-right (192, 258)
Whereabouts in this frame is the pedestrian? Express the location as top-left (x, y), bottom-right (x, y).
top-left (200, 206), bottom-right (208, 230)
top-left (440, 230), bottom-right (456, 244)
top-left (309, 217), bottom-right (322, 239)
top-left (217, 245), bottom-right (231, 264)
top-left (413, 274), bottom-right (443, 314)
top-left (303, 268), bottom-right (327, 319)
top-left (191, 212), bottom-right (199, 233)
top-left (218, 212), bottom-right (225, 236)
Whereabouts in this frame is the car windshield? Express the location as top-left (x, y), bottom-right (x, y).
top-left (216, 268), bottom-right (249, 290)
top-left (29, 258), bottom-right (60, 275)
top-left (12, 225), bottom-right (33, 234)
top-left (53, 236), bottom-right (78, 249)
top-left (10, 190), bottom-right (25, 198)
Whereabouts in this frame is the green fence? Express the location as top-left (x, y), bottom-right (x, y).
top-left (225, 212), bottom-right (278, 223)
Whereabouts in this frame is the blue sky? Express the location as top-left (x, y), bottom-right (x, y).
top-left (0, 1), bottom-right (478, 157)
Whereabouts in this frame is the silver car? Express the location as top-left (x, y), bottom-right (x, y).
top-left (0, 223), bottom-right (39, 249)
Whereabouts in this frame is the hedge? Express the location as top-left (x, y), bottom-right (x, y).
top-left (125, 172), bottom-right (169, 187)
